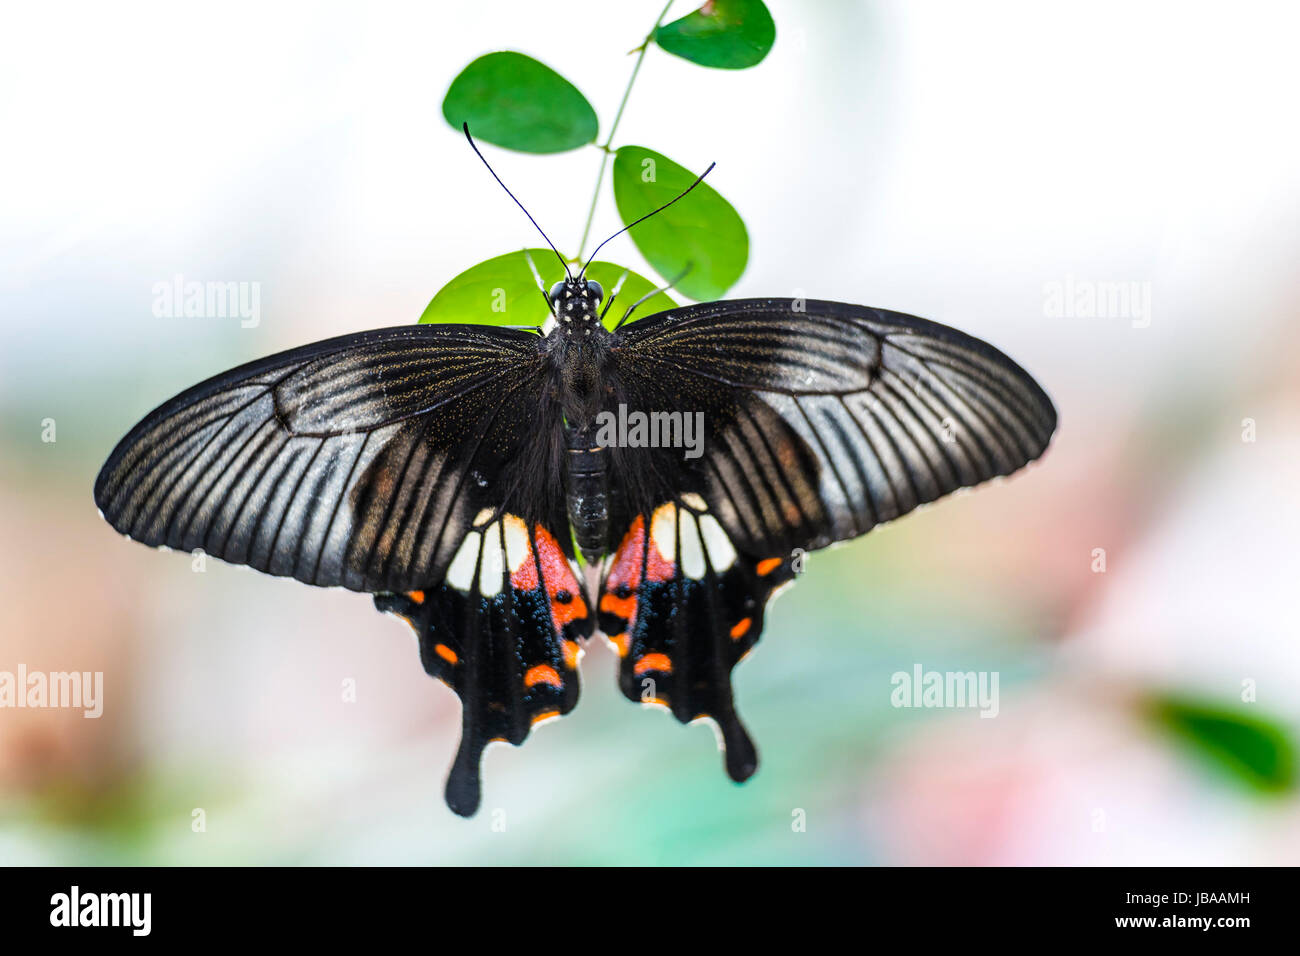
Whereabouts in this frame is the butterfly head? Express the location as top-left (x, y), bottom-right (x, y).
top-left (548, 277), bottom-right (604, 329)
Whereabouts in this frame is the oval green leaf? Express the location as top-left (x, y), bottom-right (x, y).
top-left (612, 146), bottom-right (748, 301)
top-left (1147, 693), bottom-right (1297, 793)
top-left (442, 52), bottom-right (598, 153)
top-left (420, 249), bottom-right (675, 331)
top-left (654, 0), bottom-right (776, 70)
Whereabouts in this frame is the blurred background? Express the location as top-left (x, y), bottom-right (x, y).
top-left (2, 0), bottom-right (1298, 865)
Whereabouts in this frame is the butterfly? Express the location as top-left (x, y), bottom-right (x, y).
top-left (94, 128), bottom-right (1057, 816)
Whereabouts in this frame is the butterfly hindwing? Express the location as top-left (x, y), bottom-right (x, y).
top-left (376, 513), bottom-right (592, 816)
top-left (598, 498), bottom-right (795, 782)
top-left (596, 298), bottom-right (1056, 782)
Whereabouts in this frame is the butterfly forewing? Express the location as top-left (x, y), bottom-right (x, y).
top-left (93, 324), bottom-right (552, 592)
top-left (612, 298), bottom-right (1057, 552)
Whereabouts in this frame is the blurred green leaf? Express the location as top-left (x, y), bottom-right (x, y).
top-left (1147, 693), bottom-right (1297, 793)
top-left (612, 146), bottom-right (747, 301)
top-left (654, 0), bottom-right (776, 69)
top-left (442, 52), bottom-right (598, 153)
top-left (420, 249), bottom-right (675, 330)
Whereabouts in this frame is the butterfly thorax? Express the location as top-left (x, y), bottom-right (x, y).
top-left (542, 276), bottom-right (614, 411)
top-left (542, 276), bottom-right (615, 564)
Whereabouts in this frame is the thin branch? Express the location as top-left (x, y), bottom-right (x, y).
top-left (575, 0), bottom-right (675, 262)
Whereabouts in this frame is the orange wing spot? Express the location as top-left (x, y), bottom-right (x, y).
top-left (524, 664), bottom-right (563, 688)
top-left (406, 589), bottom-right (425, 604)
top-left (551, 592), bottom-right (587, 628)
top-left (634, 653), bottom-right (673, 676)
top-left (562, 640), bottom-right (581, 670)
top-left (609, 632), bottom-right (631, 657)
top-left (434, 643), bottom-right (458, 665)
top-left (730, 617), bottom-right (753, 640)
top-left (756, 557), bottom-right (782, 576)
top-left (531, 709), bottom-right (560, 725)
top-left (600, 591), bottom-right (636, 619)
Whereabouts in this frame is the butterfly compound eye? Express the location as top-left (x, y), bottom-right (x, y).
top-left (586, 279), bottom-right (603, 303)
top-left (548, 281), bottom-right (566, 304)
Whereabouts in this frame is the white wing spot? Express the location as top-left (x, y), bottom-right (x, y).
top-left (502, 514), bottom-right (532, 574)
top-left (699, 515), bottom-right (736, 571)
top-left (681, 492), bottom-right (707, 511)
top-left (678, 510), bottom-right (706, 579)
top-left (446, 531), bottom-right (481, 592)
top-left (650, 502), bottom-right (677, 565)
top-left (478, 525), bottom-right (504, 597)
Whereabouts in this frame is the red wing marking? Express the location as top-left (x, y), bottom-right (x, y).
top-left (533, 524), bottom-right (588, 633)
top-left (601, 517), bottom-right (645, 633)
top-left (509, 548), bottom-right (539, 590)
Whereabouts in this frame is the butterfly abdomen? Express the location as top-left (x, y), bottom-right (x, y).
top-left (564, 421), bottom-right (609, 566)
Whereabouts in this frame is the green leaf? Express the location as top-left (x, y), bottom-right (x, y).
top-left (654, 0), bottom-right (776, 70)
top-left (584, 260), bottom-right (678, 328)
top-left (612, 146), bottom-right (748, 301)
top-left (419, 249), bottom-right (675, 331)
top-left (1147, 693), bottom-right (1297, 793)
top-left (442, 52), bottom-right (598, 153)
top-left (419, 249), bottom-right (548, 326)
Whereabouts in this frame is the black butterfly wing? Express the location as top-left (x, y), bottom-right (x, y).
top-left (94, 323), bottom-right (593, 815)
top-left (612, 298), bottom-right (1058, 554)
top-left (599, 298), bottom-right (1056, 778)
top-left (375, 515), bottom-right (592, 816)
top-left (597, 498), bottom-right (795, 784)
top-left (94, 324), bottom-right (554, 591)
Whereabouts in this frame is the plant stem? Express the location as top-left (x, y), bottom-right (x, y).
top-left (574, 0), bottom-right (675, 263)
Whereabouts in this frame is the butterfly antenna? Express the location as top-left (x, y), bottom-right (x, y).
top-left (614, 262), bottom-right (692, 330)
top-left (463, 123), bottom-right (572, 281)
top-left (581, 161), bottom-right (716, 275)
